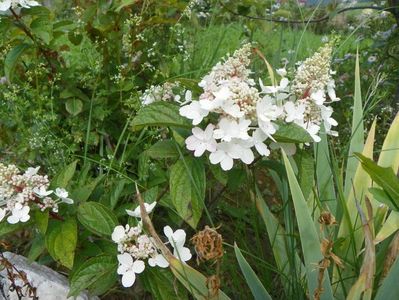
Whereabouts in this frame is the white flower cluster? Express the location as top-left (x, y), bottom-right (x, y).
top-left (140, 82), bottom-right (189, 106)
top-left (0, 0), bottom-right (39, 11)
top-left (178, 43), bottom-right (340, 170)
top-left (112, 202), bottom-right (191, 288)
top-left (0, 163), bottom-right (73, 224)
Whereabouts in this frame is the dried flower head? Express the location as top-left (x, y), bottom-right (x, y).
top-left (318, 211), bottom-right (337, 226)
top-left (191, 225), bottom-right (223, 263)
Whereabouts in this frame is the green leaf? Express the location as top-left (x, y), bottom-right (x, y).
top-left (146, 140), bottom-right (179, 159)
top-left (33, 210), bottom-right (49, 234)
top-left (30, 17), bottom-right (52, 44)
top-left (369, 188), bottom-right (398, 211)
top-left (4, 43), bottom-right (31, 82)
top-left (68, 255), bottom-right (118, 297)
top-left (344, 51), bottom-right (364, 195)
top-left (375, 257), bottom-right (399, 300)
top-left (66, 98), bottom-right (83, 116)
top-left (295, 149), bottom-right (314, 201)
top-left (131, 102), bottom-right (192, 131)
top-left (72, 175), bottom-right (104, 202)
top-left (0, 221), bottom-right (29, 237)
top-left (169, 257), bottom-right (230, 300)
top-left (45, 218), bottom-right (77, 269)
top-left (282, 150), bottom-right (334, 299)
top-left (234, 243), bottom-right (272, 300)
top-left (141, 267), bottom-right (187, 300)
top-left (77, 202), bottom-right (118, 236)
top-left (110, 179), bottom-right (127, 210)
top-left (28, 234), bottom-right (45, 262)
top-left (169, 158), bottom-right (205, 228)
top-left (52, 160), bottom-right (78, 188)
top-left (273, 122), bottom-right (312, 143)
top-left (355, 153), bottom-right (399, 210)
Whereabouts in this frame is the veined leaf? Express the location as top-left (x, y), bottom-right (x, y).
top-left (51, 160), bottom-right (78, 188)
top-left (45, 218), bottom-right (77, 269)
top-left (282, 150), bottom-right (334, 299)
top-left (234, 243), bottom-right (272, 300)
top-left (169, 158), bottom-right (205, 228)
top-left (4, 43), bottom-right (31, 82)
top-left (131, 102), bottom-right (191, 131)
top-left (77, 202), bottom-right (118, 236)
top-left (273, 122), bottom-right (312, 143)
top-left (146, 140), bottom-right (179, 159)
top-left (68, 255), bottom-right (118, 297)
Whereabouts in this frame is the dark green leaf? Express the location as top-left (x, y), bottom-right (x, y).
top-left (4, 43), bottom-right (31, 82)
top-left (146, 140), bottom-right (179, 159)
top-left (354, 153), bottom-right (399, 210)
top-left (72, 175), bottom-right (104, 202)
top-left (273, 122), bottom-right (312, 143)
top-left (33, 210), bottom-right (49, 234)
top-left (52, 160), bottom-right (78, 188)
top-left (28, 234), bottom-right (45, 262)
top-left (68, 255), bottom-right (118, 297)
top-left (169, 158), bottom-right (205, 228)
top-left (131, 102), bottom-right (191, 131)
top-left (77, 202), bottom-right (118, 236)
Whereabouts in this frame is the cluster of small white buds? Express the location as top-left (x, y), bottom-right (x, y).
top-left (0, 163), bottom-right (74, 224)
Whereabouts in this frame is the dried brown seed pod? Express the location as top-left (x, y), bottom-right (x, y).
top-left (318, 211), bottom-right (337, 226)
top-left (191, 225), bottom-right (223, 263)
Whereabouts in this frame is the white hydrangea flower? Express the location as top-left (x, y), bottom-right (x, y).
top-left (117, 253), bottom-right (145, 288)
top-left (179, 101), bottom-right (209, 125)
top-left (33, 186), bottom-right (53, 198)
top-left (0, 0), bottom-right (40, 11)
top-left (185, 124), bottom-right (217, 157)
top-left (148, 253), bottom-right (169, 268)
top-left (126, 201), bottom-right (157, 218)
top-left (163, 226), bottom-right (192, 263)
top-left (7, 203), bottom-right (30, 224)
top-left (213, 118), bottom-right (250, 142)
top-left (252, 129), bottom-right (270, 156)
top-left (54, 188), bottom-right (74, 204)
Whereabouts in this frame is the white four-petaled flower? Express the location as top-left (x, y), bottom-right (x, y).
top-left (126, 202), bottom-right (157, 218)
top-left (163, 226), bottom-right (192, 263)
top-left (117, 253), bottom-right (145, 288)
top-left (185, 124), bottom-right (217, 157)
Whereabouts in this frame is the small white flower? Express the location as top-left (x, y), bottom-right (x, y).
top-left (126, 202), bottom-right (157, 218)
top-left (256, 96), bottom-right (283, 138)
top-left (213, 118), bottom-right (250, 142)
top-left (209, 139), bottom-right (254, 171)
top-left (185, 124), bottom-right (217, 157)
top-left (0, 0), bottom-right (39, 11)
top-left (163, 226), bottom-right (192, 262)
top-left (112, 225), bottom-right (126, 243)
top-left (276, 68), bottom-right (287, 77)
top-left (54, 188), bottom-right (74, 204)
top-left (303, 122), bottom-right (321, 142)
top-left (179, 101), bottom-right (209, 125)
top-left (33, 186), bottom-right (53, 198)
top-left (284, 101), bottom-right (305, 123)
top-left (326, 80), bottom-right (340, 102)
top-left (148, 253), bottom-right (169, 268)
top-left (367, 55), bottom-right (377, 63)
top-left (24, 166), bottom-right (40, 177)
top-left (117, 253), bottom-right (145, 288)
top-left (259, 77), bottom-right (289, 94)
top-left (310, 90), bottom-right (326, 105)
top-left (252, 129), bottom-right (270, 156)
top-left (7, 203), bottom-right (30, 224)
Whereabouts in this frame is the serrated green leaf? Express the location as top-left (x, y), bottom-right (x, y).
top-left (4, 43), bottom-right (31, 82)
top-left (169, 158), bottom-right (205, 228)
top-left (131, 102), bottom-right (192, 131)
top-left (77, 202), bottom-right (118, 236)
top-left (68, 255), bottom-right (118, 297)
top-left (146, 140), bottom-right (179, 159)
top-left (45, 218), bottom-right (77, 269)
top-left (234, 243), bottom-right (272, 300)
top-left (273, 122), bottom-right (312, 143)
top-left (52, 160), bottom-right (78, 188)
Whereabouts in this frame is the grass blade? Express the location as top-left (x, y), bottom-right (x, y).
top-left (344, 51), bottom-right (364, 196)
top-left (282, 150), bottom-right (334, 300)
top-left (234, 243), bottom-right (272, 300)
